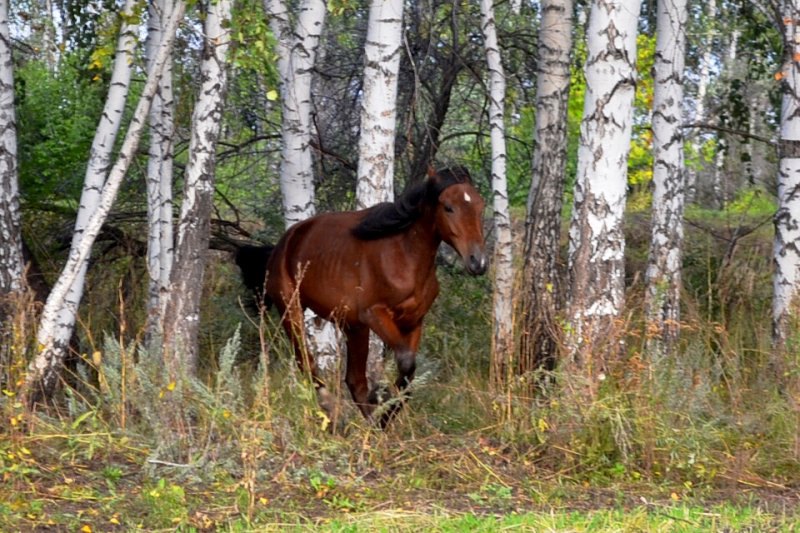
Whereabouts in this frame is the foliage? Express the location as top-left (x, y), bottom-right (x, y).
top-left (15, 57), bottom-right (105, 203)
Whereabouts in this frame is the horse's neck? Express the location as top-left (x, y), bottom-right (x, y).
top-left (404, 212), bottom-right (441, 270)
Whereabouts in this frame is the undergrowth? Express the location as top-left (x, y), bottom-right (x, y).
top-left (1, 210), bottom-right (799, 529)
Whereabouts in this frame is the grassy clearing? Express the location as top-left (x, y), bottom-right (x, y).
top-left (2, 209), bottom-right (800, 529)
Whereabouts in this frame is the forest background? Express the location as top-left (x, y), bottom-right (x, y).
top-left (0, 0), bottom-right (799, 528)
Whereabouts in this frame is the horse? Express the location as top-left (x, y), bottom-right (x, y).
top-left (265, 166), bottom-right (487, 427)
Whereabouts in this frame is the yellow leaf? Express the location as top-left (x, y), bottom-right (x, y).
top-left (266, 89), bottom-right (279, 101)
top-left (81, 525), bottom-right (92, 533)
top-left (259, 497), bottom-right (268, 505)
top-left (19, 447), bottom-right (31, 455)
top-left (166, 381), bottom-right (176, 391)
top-left (92, 351), bottom-right (102, 366)
top-left (109, 517), bottom-right (120, 525)
top-left (2, 389), bottom-right (15, 397)
top-left (537, 418), bottom-right (549, 432)
top-left (316, 410), bottom-right (330, 432)
top-left (670, 492), bottom-right (680, 501)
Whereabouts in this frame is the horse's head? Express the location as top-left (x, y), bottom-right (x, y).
top-left (429, 167), bottom-right (487, 275)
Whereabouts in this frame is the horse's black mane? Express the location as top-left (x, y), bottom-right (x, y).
top-left (351, 166), bottom-right (473, 240)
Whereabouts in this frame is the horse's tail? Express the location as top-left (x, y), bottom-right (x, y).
top-left (234, 244), bottom-right (275, 310)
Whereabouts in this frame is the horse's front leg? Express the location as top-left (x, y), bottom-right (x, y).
top-left (360, 306), bottom-right (422, 428)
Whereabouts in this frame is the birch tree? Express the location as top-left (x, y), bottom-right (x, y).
top-left (0, 0), bottom-right (24, 380)
top-left (0, 0), bottom-right (22, 298)
top-left (356, 0), bottom-right (404, 387)
top-left (265, 0), bottom-right (325, 227)
top-left (25, 2), bottom-right (186, 402)
top-left (520, 0), bottom-right (573, 382)
top-left (355, 0), bottom-right (402, 208)
top-left (144, 0), bottom-right (176, 345)
top-left (161, 0), bottom-right (233, 376)
top-left (686, 0), bottom-right (716, 202)
top-left (644, 0), bottom-right (687, 358)
top-left (479, 0), bottom-right (513, 390)
top-left (566, 0), bottom-right (642, 398)
top-left (773, 1), bottom-right (800, 354)
top-left (265, 0), bottom-right (338, 370)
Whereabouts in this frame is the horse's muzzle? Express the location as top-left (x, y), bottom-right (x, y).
top-left (466, 251), bottom-right (487, 276)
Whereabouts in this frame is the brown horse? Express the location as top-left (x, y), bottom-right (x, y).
top-left (265, 166), bottom-right (487, 427)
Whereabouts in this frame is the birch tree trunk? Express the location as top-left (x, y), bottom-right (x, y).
top-left (356, 0), bottom-right (404, 389)
top-left (713, 28), bottom-right (740, 208)
top-left (265, 0), bottom-right (339, 372)
top-left (773, 2), bottom-right (800, 352)
top-left (265, 0), bottom-right (325, 227)
top-left (773, 0), bottom-right (800, 461)
top-left (161, 0), bottom-right (233, 377)
top-left (686, 0), bottom-right (716, 202)
top-left (0, 0), bottom-right (23, 297)
top-left (0, 0), bottom-right (25, 383)
top-left (644, 0), bottom-right (687, 359)
top-left (144, 0), bottom-right (176, 346)
top-left (479, 0), bottom-right (513, 391)
top-left (520, 0), bottom-right (573, 384)
top-left (24, 2), bottom-right (186, 403)
top-left (355, 0), bottom-right (402, 209)
top-left (565, 0), bottom-right (642, 400)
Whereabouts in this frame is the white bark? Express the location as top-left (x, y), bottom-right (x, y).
top-left (25, 1), bottom-right (186, 399)
top-left (265, 0), bottom-right (326, 226)
top-left (644, 0), bottom-right (687, 357)
top-left (773, 2), bottom-right (800, 349)
top-left (355, 0), bottom-right (403, 209)
top-left (265, 0), bottom-right (339, 371)
top-left (356, 0), bottom-right (404, 386)
top-left (161, 0), bottom-right (233, 374)
top-left (480, 0), bottom-right (513, 387)
top-left (0, 0), bottom-right (23, 294)
top-left (566, 0), bottom-right (642, 381)
top-left (145, 0), bottom-right (176, 343)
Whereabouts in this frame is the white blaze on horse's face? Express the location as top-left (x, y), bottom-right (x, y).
top-left (437, 183), bottom-right (487, 276)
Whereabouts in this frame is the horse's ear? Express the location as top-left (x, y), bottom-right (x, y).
top-left (426, 165), bottom-right (439, 182)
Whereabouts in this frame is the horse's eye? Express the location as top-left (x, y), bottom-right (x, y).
top-left (444, 204), bottom-right (454, 213)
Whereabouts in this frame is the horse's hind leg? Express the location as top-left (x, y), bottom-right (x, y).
top-left (278, 297), bottom-right (335, 418)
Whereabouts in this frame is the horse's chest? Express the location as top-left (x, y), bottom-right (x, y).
top-left (390, 280), bottom-right (439, 327)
